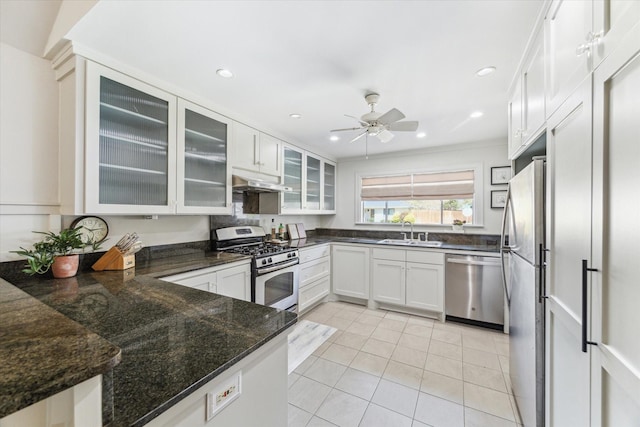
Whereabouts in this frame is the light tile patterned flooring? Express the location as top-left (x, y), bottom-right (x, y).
top-left (288, 301), bottom-right (521, 427)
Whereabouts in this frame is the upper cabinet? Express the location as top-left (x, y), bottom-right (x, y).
top-left (545, 0), bottom-right (593, 117)
top-left (592, 0), bottom-right (640, 68)
top-left (508, 27), bottom-right (545, 159)
top-left (58, 58), bottom-right (232, 215)
top-left (231, 122), bottom-right (281, 177)
top-left (177, 99), bottom-right (232, 214)
top-left (278, 146), bottom-right (336, 214)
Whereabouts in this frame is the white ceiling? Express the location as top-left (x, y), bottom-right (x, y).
top-left (67, 0), bottom-right (543, 160)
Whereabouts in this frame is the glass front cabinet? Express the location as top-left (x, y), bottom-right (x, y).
top-left (281, 146), bottom-right (336, 214)
top-left (83, 61), bottom-right (231, 214)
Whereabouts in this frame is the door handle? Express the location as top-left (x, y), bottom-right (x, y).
top-left (581, 259), bottom-right (599, 353)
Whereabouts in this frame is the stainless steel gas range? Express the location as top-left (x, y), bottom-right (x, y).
top-left (212, 226), bottom-right (299, 311)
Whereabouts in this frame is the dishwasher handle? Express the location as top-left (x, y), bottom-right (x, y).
top-left (446, 258), bottom-right (501, 267)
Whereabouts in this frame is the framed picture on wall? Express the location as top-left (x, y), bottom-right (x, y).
top-left (491, 190), bottom-right (508, 209)
top-left (491, 166), bottom-right (511, 185)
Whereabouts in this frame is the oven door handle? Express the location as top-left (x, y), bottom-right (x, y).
top-left (256, 259), bottom-right (299, 275)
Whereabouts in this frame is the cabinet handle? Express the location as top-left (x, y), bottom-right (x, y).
top-left (514, 129), bottom-right (522, 138)
top-left (253, 135), bottom-right (259, 165)
top-left (576, 31), bottom-right (603, 58)
top-left (581, 259), bottom-right (599, 353)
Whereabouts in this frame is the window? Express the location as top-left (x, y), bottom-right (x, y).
top-left (358, 170), bottom-right (477, 225)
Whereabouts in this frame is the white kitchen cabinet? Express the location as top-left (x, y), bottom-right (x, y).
top-left (161, 261), bottom-right (251, 302)
top-left (372, 247), bottom-right (444, 315)
top-left (56, 56), bottom-right (232, 215)
top-left (592, 0), bottom-right (640, 69)
top-left (546, 78), bottom-right (592, 427)
top-left (508, 26), bottom-right (546, 159)
top-left (590, 24), bottom-right (640, 426)
top-left (298, 244), bottom-right (331, 313)
top-left (545, 0), bottom-right (593, 118)
top-left (331, 244), bottom-right (369, 300)
top-left (231, 122), bottom-right (281, 177)
top-left (176, 99), bottom-right (231, 214)
top-left (262, 146), bottom-right (336, 215)
top-left (84, 60), bottom-right (178, 214)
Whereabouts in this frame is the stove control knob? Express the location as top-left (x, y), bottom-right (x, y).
top-left (261, 259), bottom-right (267, 265)
top-left (268, 257), bottom-right (273, 264)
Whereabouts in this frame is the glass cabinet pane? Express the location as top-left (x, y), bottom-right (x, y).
top-left (306, 155), bottom-right (321, 210)
top-left (98, 77), bottom-right (169, 205)
top-left (183, 109), bottom-right (227, 207)
top-left (283, 148), bottom-right (303, 209)
top-left (324, 162), bottom-right (335, 211)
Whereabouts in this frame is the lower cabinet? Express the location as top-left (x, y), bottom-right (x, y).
top-left (298, 244), bottom-right (331, 313)
top-left (331, 244), bottom-right (370, 299)
top-left (372, 248), bottom-right (444, 314)
top-left (161, 261), bottom-right (251, 302)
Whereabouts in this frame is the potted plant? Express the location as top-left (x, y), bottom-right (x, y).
top-left (452, 219), bottom-right (466, 232)
top-left (12, 226), bottom-right (99, 278)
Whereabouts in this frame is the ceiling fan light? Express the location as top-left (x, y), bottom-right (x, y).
top-left (329, 135), bottom-right (339, 141)
top-left (417, 132), bottom-right (427, 138)
top-left (470, 111), bottom-right (483, 118)
top-left (289, 113), bottom-right (302, 119)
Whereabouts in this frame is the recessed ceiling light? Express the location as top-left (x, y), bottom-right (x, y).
top-left (216, 68), bottom-right (233, 78)
top-left (329, 135), bottom-right (339, 141)
top-left (475, 66), bottom-right (496, 77)
top-left (416, 132), bottom-right (427, 138)
top-left (289, 113), bottom-right (302, 119)
top-left (470, 111), bottom-right (484, 118)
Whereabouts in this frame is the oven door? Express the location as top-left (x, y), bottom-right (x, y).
top-left (254, 263), bottom-right (299, 311)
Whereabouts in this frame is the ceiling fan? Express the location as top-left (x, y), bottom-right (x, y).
top-left (331, 93), bottom-right (419, 143)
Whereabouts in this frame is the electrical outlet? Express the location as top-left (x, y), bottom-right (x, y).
top-left (206, 371), bottom-right (242, 421)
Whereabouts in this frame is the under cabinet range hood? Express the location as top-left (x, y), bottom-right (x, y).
top-left (232, 175), bottom-right (292, 193)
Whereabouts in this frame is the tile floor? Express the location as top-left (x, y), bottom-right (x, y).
top-left (288, 301), bottom-right (521, 427)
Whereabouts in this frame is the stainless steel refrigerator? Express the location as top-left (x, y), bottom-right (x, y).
top-left (500, 157), bottom-right (546, 427)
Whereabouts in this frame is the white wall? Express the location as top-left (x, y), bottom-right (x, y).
top-left (326, 139), bottom-right (509, 235)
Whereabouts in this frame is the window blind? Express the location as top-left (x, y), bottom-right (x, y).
top-left (360, 170), bottom-right (474, 201)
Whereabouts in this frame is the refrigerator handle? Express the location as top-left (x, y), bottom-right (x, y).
top-left (538, 244), bottom-right (549, 303)
top-left (500, 184), bottom-right (511, 305)
top-left (581, 259), bottom-right (599, 352)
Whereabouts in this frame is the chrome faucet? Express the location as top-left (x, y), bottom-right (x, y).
top-left (402, 221), bottom-right (414, 240)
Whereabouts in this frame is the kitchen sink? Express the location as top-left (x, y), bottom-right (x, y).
top-left (377, 239), bottom-right (443, 247)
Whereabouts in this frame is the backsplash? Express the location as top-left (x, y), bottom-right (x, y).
top-left (314, 228), bottom-right (501, 247)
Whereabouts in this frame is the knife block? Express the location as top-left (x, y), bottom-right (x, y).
top-left (92, 247), bottom-right (136, 271)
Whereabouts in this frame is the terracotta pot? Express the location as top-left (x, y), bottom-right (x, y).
top-left (51, 254), bottom-right (79, 278)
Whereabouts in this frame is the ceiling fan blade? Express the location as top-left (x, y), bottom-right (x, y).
top-left (377, 129), bottom-right (394, 143)
top-left (388, 121), bottom-right (419, 132)
top-left (345, 114), bottom-right (370, 126)
top-left (377, 108), bottom-right (405, 125)
top-left (330, 127), bottom-right (363, 132)
top-left (350, 131), bottom-right (368, 143)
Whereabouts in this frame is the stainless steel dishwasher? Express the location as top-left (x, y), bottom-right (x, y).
top-left (445, 254), bottom-right (504, 327)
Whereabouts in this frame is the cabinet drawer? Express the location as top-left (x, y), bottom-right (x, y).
top-left (406, 250), bottom-right (444, 265)
top-left (372, 248), bottom-right (406, 261)
top-left (300, 244), bottom-right (330, 263)
top-left (299, 276), bottom-right (330, 312)
top-left (300, 257), bottom-right (330, 287)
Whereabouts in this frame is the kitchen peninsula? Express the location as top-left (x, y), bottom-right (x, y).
top-left (0, 251), bottom-right (297, 427)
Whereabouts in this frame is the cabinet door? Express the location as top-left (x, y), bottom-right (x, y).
top-left (305, 154), bottom-right (322, 211)
top-left (331, 245), bottom-right (369, 299)
top-left (545, 0), bottom-right (593, 118)
top-left (592, 0), bottom-right (640, 68)
top-left (406, 262), bottom-right (443, 312)
top-left (508, 78), bottom-right (523, 159)
top-left (258, 133), bottom-right (282, 177)
top-left (216, 263), bottom-right (251, 301)
top-left (282, 146), bottom-right (303, 212)
top-left (231, 122), bottom-right (259, 173)
top-left (85, 61), bottom-right (177, 214)
top-left (546, 78), bottom-right (592, 427)
top-left (590, 27), bottom-right (640, 426)
top-left (372, 259), bottom-right (405, 305)
top-left (161, 270), bottom-right (216, 293)
top-left (323, 161), bottom-right (336, 212)
top-left (177, 99), bottom-right (231, 214)
top-left (522, 27), bottom-right (546, 144)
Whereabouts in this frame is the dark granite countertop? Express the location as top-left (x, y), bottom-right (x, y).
top-left (0, 278), bottom-right (121, 418)
top-left (290, 236), bottom-right (500, 253)
top-left (0, 250), bottom-right (296, 426)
